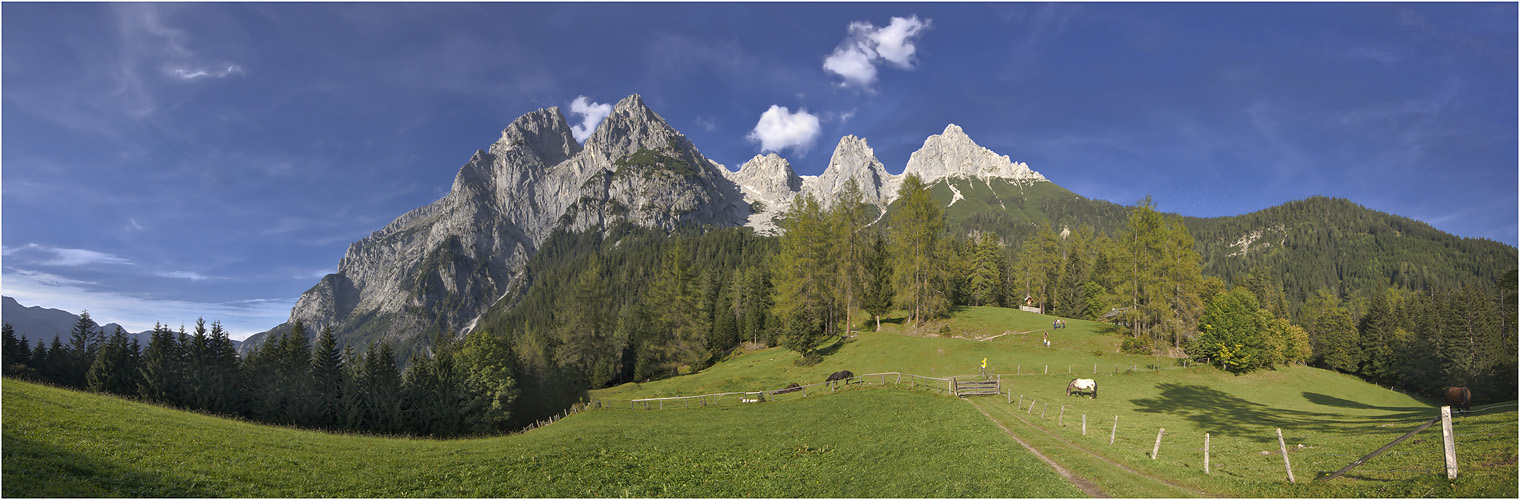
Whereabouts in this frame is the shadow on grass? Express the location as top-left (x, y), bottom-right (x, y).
top-left (1129, 383), bottom-right (1435, 441)
top-left (1301, 392), bottom-right (1431, 413)
top-left (1, 434), bottom-right (205, 497)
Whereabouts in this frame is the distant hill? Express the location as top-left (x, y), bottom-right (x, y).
top-left (0, 296), bottom-right (225, 348)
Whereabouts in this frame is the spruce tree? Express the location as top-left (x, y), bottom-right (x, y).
top-left (309, 326), bottom-right (344, 429)
top-left (2, 323), bottom-right (18, 373)
top-left (65, 310), bottom-right (103, 388)
top-left (862, 231), bottom-right (894, 331)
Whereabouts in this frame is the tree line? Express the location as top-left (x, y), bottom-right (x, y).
top-left (2, 315), bottom-right (517, 437)
top-left (6, 177), bottom-right (1513, 430)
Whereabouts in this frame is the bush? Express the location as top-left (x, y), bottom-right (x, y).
top-left (1121, 337), bottom-right (1150, 355)
top-left (938, 326), bottom-right (952, 337)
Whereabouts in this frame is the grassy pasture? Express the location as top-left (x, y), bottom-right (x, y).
top-left (593, 306), bottom-right (1518, 498)
top-left (2, 378), bottom-right (1080, 497)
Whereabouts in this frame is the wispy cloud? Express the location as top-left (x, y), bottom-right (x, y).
top-left (157, 270), bottom-right (212, 281)
top-left (568, 96), bottom-right (612, 143)
top-left (170, 63), bottom-right (246, 80)
top-left (4, 244), bottom-right (134, 267)
top-left (2, 267), bottom-right (290, 340)
top-left (823, 15), bottom-right (931, 90)
top-left (747, 105), bottom-right (822, 155)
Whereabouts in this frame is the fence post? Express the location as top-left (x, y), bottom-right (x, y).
top-left (1094, 363), bottom-right (1097, 374)
top-left (1007, 389), bottom-right (1012, 404)
top-left (882, 373), bottom-right (886, 385)
top-left (896, 373), bottom-right (901, 385)
top-left (1441, 406), bottom-right (1458, 480)
top-left (1083, 414), bottom-right (1087, 436)
top-left (1019, 395), bottom-right (1024, 409)
top-left (1110, 416), bottom-right (1118, 445)
top-left (1059, 406), bottom-right (1066, 426)
top-left (1277, 428), bottom-right (1295, 483)
top-left (1205, 433), bottom-right (1211, 474)
top-left (1028, 399), bottom-right (1034, 414)
top-left (1042, 401), bottom-right (1048, 419)
top-left (1045, 365), bottom-right (1048, 375)
top-left (1152, 428), bottom-right (1165, 459)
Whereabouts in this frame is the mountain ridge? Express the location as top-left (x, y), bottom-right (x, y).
top-left (247, 94), bottom-right (1515, 358)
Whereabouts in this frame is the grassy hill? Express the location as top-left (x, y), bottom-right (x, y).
top-left (2, 376), bottom-right (1078, 497)
top-left (592, 306), bottom-right (1518, 498)
top-left (5, 306), bottom-right (1514, 497)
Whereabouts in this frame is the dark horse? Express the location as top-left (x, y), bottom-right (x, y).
top-left (825, 370), bottom-right (854, 386)
top-left (1444, 387), bottom-right (1472, 413)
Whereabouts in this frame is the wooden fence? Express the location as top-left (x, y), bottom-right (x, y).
top-left (535, 369), bottom-right (1516, 486)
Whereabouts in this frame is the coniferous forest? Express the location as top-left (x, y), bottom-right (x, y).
top-left (4, 176), bottom-right (1514, 435)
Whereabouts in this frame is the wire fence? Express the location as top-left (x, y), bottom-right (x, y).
top-left (555, 371), bottom-right (1516, 486)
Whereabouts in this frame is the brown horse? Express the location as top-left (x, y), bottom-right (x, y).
top-left (1444, 387), bottom-right (1472, 413)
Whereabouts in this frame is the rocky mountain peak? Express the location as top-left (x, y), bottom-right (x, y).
top-left (813, 135), bottom-right (894, 207)
top-left (903, 123), bottom-right (1045, 183)
top-left (488, 106), bottom-right (580, 164)
top-left (729, 153), bottom-right (802, 201)
top-left (585, 94), bottom-right (690, 164)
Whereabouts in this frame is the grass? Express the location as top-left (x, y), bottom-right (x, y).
top-left (3, 378), bottom-right (1080, 497)
top-left (592, 306), bottom-right (1174, 402)
top-left (6, 305), bottom-right (1514, 497)
top-left (592, 306), bottom-right (1518, 498)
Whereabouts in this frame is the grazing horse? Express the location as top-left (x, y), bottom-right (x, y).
top-left (1066, 378), bottom-right (1097, 399)
top-left (1444, 387), bottom-right (1472, 413)
top-left (825, 370), bottom-right (854, 383)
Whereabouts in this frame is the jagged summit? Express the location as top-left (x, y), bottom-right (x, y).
top-left (809, 135), bottom-right (893, 208)
top-left (902, 123), bottom-right (1045, 183)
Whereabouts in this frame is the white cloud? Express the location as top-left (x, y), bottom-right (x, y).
top-left (869, 16), bottom-right (930, 68)
top-left (568, 96), bottom-right (613, 143)
top-left (823, 15), bottom-right (930, 89)
top-left (823, 42), bottom-right (878, 89)
top-left (746, 105), bottom-right (822, 155)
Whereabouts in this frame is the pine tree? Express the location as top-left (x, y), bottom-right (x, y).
top-left (65, 310), bottom-right (104, 388)
top-left (206, 321), bottom-right (242, 414)
top-left (968, 232), bottom-right (1004, 307)
top-left (185, 319), bottom-right (212, 410)
top-left (87, 326), bottom-right (141, 395)
top-left (557, 253), bottom-right (611, 386)
top-left (831, 178), bottom-right (871, 334)
top-left (2, 323), bottom-right (18, 373)
top-left (361, 342), bottom-right (404, 433)
top-left (890, 174), bottom-right (948, 325)
top-left (309, 326), bottom-right (344, 429)
top-left (861, 231), bottom-right (894, 331)
top-left (648, 244), bottom-right (708, 375)
top-left (772, 193), bottom-right (835, 356)
top-left (138, 323), bottom-right (183, 404)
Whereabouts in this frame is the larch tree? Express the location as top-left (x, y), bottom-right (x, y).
top-left (890, 174), bottom-right (947, 325)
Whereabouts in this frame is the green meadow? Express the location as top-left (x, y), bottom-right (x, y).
top-left (5, 306), bottom-right (1514, 497)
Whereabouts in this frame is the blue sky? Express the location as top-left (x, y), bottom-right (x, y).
top-left (3, 3), bottom-right (1515, 339)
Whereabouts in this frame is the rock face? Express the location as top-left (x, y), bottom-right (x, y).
top-left (260, 101), bottom-right (1045, 354)
top-left (253, 95), bottom-right (745, 354)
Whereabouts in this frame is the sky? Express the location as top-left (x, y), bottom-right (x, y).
top-left (3, 3), bottom-right (1516, 340)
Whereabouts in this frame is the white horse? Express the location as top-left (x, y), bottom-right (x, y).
top-left (1066, 378), bottom-right (1097, 399)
